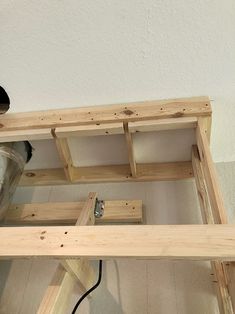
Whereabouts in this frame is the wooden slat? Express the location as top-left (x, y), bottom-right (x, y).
top-left (226, 262), bottom-right (235, 312)
top-left (0, 96), bottom-right (211, 132)
top-left (1, 225), bottom-right (235, 260)
top-left (55, 123), bottom-right (124, 137)
top-left (0, 128), bottom-right (53, 143)
top-left (123, 123), bottom-right (137, 177)
top-left (192, 146), bottom-right (214, 224)
top-left (60, 259), bottom-right (95, 293)
top-left (37, 265), bottom-right (74, 314)
top-left (75, 192), bottom-right (97, 226)
top-left (192, 146), bottom-right (233, 314)
top-left (51, 132), bottom-right (74, 182)
top-left (128, 117), bottom-right (197, 133)
top-left (196, 118), bottom-right (227, 224)
top-left (6, 200), bottom-right (143, 224)
top-left (20, 161), bottom-right (193, 186)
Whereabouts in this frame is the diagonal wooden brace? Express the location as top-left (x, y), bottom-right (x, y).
top-left (37, 192), bottom-right (97, 314)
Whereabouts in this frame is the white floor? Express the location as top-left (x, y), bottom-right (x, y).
top-left (1, 162), bottom-right (234, 314)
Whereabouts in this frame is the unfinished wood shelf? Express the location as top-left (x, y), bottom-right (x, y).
top-left (0, 96), bottom-right (234, 314)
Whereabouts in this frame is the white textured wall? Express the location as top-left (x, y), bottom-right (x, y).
top-left (1, 1), bottom-right (235, 162)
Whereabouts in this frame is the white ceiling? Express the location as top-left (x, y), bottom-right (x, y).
top-left (1, 1), bottom-right (235, 163)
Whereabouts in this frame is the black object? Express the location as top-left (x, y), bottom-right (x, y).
top-left (24, 141), bottom-right (33, 163)
top-left (0, 86), bottom-right (10, 114)
top-left (71, 260), bottom-right (103, 314)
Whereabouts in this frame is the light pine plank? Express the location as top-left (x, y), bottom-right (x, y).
top-left (128, 117), bottom-right (197, 133)
top-left (38, 193), bottom-right (97, 313)
top-left (196, 118), bottom-right (227, 224)
top-left (20, 162), bottom-right (193, 186)
top-left (0, 96), bottom-right (211, 132)
top-left (192, 146), bottom-right (214, 224)
top-left (0, 128), bottom-right (53, 143)
top-left (123, 123), bottom-right (137, 177)
top-left (5, 200), bottom-right (143, 224)
top-left (37, 265), bottom-right (74, 314)
top-left (55, 123), bottom-right (124, 137)
top-left (0, 225), bottom-right (235, 260)
top-left (75, 192), bottom-right (97, 226)
top-left (192, 146), bottom-right (233, 314)
top-left (52, 135), bottom-right (74, 182)
top-left (61, 192), bottom-right (96, 292)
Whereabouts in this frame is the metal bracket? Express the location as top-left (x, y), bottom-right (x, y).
top-left (94, 199), bottom-right (105, 218)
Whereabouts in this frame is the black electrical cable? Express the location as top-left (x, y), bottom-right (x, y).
top-left (71, 260), bottom-right (103, 314)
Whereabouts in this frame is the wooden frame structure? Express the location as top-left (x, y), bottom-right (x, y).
top-left (1, 96), bottom-right (235, 313)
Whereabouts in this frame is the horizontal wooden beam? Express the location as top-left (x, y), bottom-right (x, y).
top-left (20, 161), bottom-right (193, 186)
top-left (0, 117), bottom-right (198, 142)
top-left (55, 122), bottom-right (124, 138)
top-left (0, 97), bottom-right (211, 132)
top-left (0, 128), bottom-right (53, 143)
top-left (128, 117), bottom-right (197, 133)
top-left (5, 200), bottom-right (143, 224)
top-left (1, 225), bottom-right (235, 260)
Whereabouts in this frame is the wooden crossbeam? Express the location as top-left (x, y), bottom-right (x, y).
top-left (1, 225), bottom-right (235, 260)
top-left (0, 96), bottom-right (211, 132)
top-left (192, 146), bottom-right (233, 314)
top-left (5, 200), bottom-right (143, 224)
top-left (55, 122), bottom-right (124, 138)
top-left (128, 117), bottom-right (197, 133)
top-left (20, 161), bottom-right (193, 186)
top-left (0, 117), bottom-right (197, 142)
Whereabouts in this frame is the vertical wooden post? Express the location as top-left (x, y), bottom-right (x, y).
top-left (123, 122), bottom-right (137, 177)
top-left (192, 146), bottom-right (233, 314)
top-left (52, 129), bottom-right (74, 182)
top-left (194, 118), bottom-right (234, 314)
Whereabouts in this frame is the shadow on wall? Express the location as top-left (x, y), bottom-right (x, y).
top-left (0, 261), bottom-right (12, 299)
top-left (90, 261), bottom-right (124, 314)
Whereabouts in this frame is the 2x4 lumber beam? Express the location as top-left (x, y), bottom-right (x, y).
top-left (123, 123), bottom-right (137, 177)
top-left (1, 225), bottom-right (235, 260)
top-left (55, 122), bottom-right (124, 137)
top-left (0, 96), bottom-right (211, 132)
top-left (37, 265), bottom-right (74, 314)
top-left (51, 130), bottom-right (74, 181)
top-left (192, 146), bottom-right (233, 314)
top-left (192, 146), bottom-right (214, 224)
top-left (0, 117), bottom-right (198, 143)
top-left (5, 200), bottom-right (143, 225)
top-left (128, 117), bottom-right (197, 133)
top-left (196, 118), bottom-right (227, 224)
top-left (0, 128), bottom-right (53, 143)
top-left (20, 161), bottom-right (193, 186)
